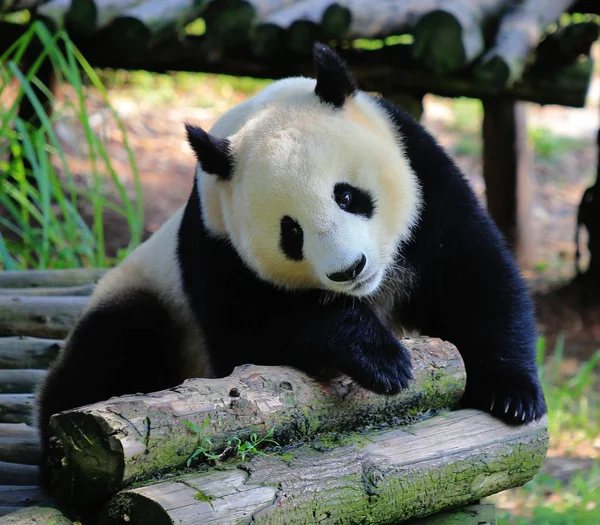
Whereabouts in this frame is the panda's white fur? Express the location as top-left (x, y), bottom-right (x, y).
top-left (199, 76), bottom-right (422, 295)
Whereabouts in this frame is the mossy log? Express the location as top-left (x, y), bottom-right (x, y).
top-left (0, 269), bottom-right (106, 289)
top-left (0, 370), bottom-right (47, 394)
top-left (99, 410), bottom-right (548, 525)
top-left (46, 337), bottom-right (465, 507)
top-left (474, 0), bottom-right (577, 87)
top-left (0, 296), bottom-right (88, 339)
top-left (0, 337), bottom-right (63, 370)
top-left (0, 461), bottom-right (39, 486)
top-left (0, 423), bottom-right (41, 465)
top-left (0, 501), bottom-right (72, 524)
top-left (412, 0), bottom-right (508, 75)
top-left (0, 394), bottom-right (35, 424)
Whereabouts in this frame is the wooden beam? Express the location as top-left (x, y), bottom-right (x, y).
top-left (99, 410), bottom-right (547, 525)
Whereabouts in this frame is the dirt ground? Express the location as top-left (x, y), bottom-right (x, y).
top-left (53, 68), bottom-right (600, 365)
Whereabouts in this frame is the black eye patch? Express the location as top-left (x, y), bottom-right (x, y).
top-left (333, 182), bottom-right (375, 218)
top-left (280, 215), bottom-right (304, 261)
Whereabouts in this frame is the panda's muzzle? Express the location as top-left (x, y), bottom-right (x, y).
top-left (326, 253), bottom-right (367, 283)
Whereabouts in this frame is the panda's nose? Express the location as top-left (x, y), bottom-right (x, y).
top-left (327, 254), bottom-right (367, 283)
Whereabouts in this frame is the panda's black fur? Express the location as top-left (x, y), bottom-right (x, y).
top-left (37, 43), bottom-right (546, 489)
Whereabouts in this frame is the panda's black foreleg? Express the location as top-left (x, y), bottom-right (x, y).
top-left (206, 297), bottom-right (414, 395)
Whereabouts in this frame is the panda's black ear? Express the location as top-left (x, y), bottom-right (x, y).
top-left (185, 123), bottom-right (234, 181)
top-left (313, 42), bottom-right (357, 108)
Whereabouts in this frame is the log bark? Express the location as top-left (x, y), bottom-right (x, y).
top-left (99, 410), bottom-right (548, 525)
top-left (0, 284), bottom-right (95, 296)
top-left (475, 0), bottom-right (577, 87)
top-left (0, 461), bottom-right (39, 486)
top-left (0, 269), bottom-right (106, 288)
top-left (0, 394), bottom-right (35, 424)
top-left (0, 486), bottom-right (46, 509)
top-left (0, 423), bottom-right (40, 465)
top-left (0, 501), bottom-right (72, 524)
top-left (412, 0), bottom-right (508, 74)
top-left (409, 504), bottom-right (497, 525)
top-left (482, 97), bottom-right (535, 265)
top-left (0, 337), bottom-right (63, 369)
top-left (46, 337), bottom-right (465, 507)
top-left (0, 296), bottom-right (88, 339)
top-left (0, 370), bottom-right (47, 394)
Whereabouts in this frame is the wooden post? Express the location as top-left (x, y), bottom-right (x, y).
top-left (482, 97), bottom-right (535, 268)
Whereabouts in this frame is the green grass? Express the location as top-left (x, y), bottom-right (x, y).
top-left (491, 335), bottom-right (600, 524)
top-left (528, 127), bottom-right (589, 163)
top-left (0, 21), bottom-right (143, 270)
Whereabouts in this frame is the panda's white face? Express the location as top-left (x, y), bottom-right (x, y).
top-left (195, 81), bottom-right (422, 298)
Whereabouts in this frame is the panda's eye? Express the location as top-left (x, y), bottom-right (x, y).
top-left (280, 215), bottom-right (303, 261)
top-left (333, 182), bottom-right (375, 218)
top-left (336, 191), bottom-right (352, 209)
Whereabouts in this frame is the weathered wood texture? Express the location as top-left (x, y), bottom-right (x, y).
top-left (482, 98), bottom-right (536, 266)
top-left (0, 461), bottom-right (39, 486)
top-left (0, 296), bottom-right (88, 339)
top-left (99, 410), bottom-right (548, 525)
top-left (46, 337), bottom-right (465, 506)
top-left (0, 394), bottom-right (35, 424)
top-left (0, 369), bottom-right (46, 394)
top-left (0, 337), bottom-right (63, 369)
top-left (409, 503), bottom-right (497, 524)
top-left (0, 269), bottom-right (106, 288)
top-left (0, 501), bottom-right (72, 524)
top-left (412, 0), bottom-right (507, 74)
top-left (475, 0), bottom-right (578, 86)
top-left (0, 423), bottom-right (41, 465)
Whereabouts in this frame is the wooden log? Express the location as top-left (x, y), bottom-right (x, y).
top-left (474, 0), bottom-right (577, 87)
top-left (333, 0), bottom-right (449, 40)
top-left (321, 2), bottom-right (351, 38)
top-left (0, 501), bottom-right (72, 524)
top-left (0, 284), bottom-right (96, 296)
top-left (409, 503), bottom-right (497, 525)
top-left (0, 394), bottom-right (35, 424)
top-left (0, 370), bottom-right (47, 394)
top-left (0, 461), bottom-right (39, 486)
top-left (46, 337), bottom-right (465, 507)
top-left (0, 296), bottom-right (88, 339)
top-left (482, 98), bottom-right (535, 265)
top-left (0, 486), bottom-right (46, 509)
top-left (252, 0), bottom-right (331, 58)
top-left (0, 269), bottom-right (106, 289)
top-left (412, 0), bottom-right (508, 75)
top-left (99, 410), bottom-right (548, 525)
top-left (202, 0), bottom-right (256, 50)
top-left (0, 337), bottom-right (63, 369)
top-left (0, 423), bottom-right (41, 465)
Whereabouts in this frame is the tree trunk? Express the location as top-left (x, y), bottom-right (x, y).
top-left (46, 337), bottom-right (465, 507)
top-left (0, 337), bottom-right (63, 369)
top-left (412, 0), bottom-right (507, 75)
top-left (475, 0), bottom-right (577, 87)
top-left (0, 269), bottom-right (107, 288)
top-left (99, 410), bottom-right (548, 525)
top-left (0, 296), bottom-right (88, 339)
top-left (482, 97), bottom-right (535, 265)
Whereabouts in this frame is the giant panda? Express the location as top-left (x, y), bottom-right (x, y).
top-left (37, 43), bottom-right (546, 477)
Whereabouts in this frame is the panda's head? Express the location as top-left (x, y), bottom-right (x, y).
top-left (186, 44), bottom-right (421, 297)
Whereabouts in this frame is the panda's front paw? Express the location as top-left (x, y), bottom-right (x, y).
top-left (461, 369), bottom-right (547, 425)
top-left (345, 339), bottom-right (414, 395)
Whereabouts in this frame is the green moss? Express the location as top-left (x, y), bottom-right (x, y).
top-left (194, 490), bottom-right (213, 502)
